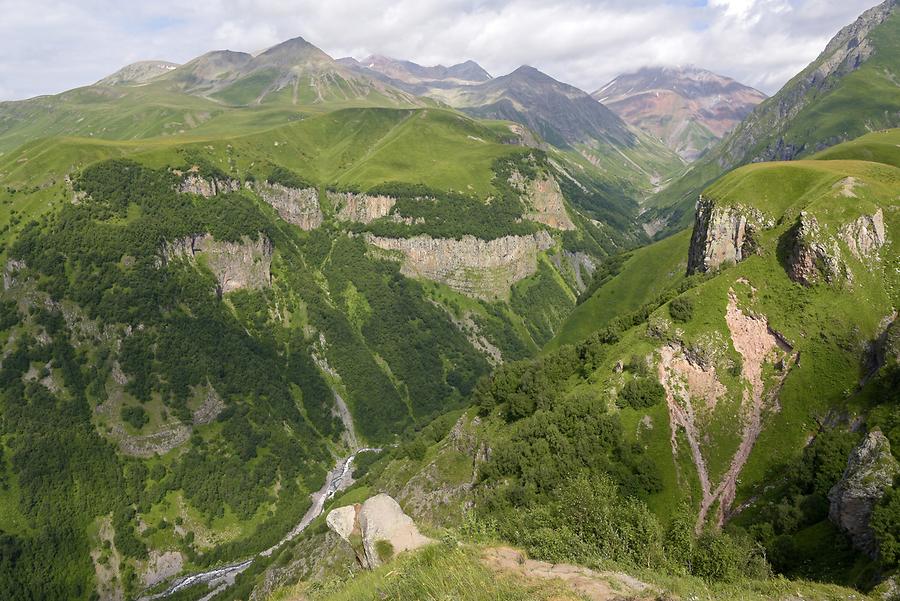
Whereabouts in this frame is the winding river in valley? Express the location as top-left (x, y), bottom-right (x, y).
top-left (141, 447), bottom-right (379, 601)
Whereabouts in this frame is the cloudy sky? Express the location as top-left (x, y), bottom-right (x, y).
top-left (0, 0), bottom-right (882, 101)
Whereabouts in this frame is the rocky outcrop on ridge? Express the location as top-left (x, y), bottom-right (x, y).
top-left (160, 233), bottom-right (273, 295)
top-left (326, 493), bottom-right (433, 569)
top-left (327, 191), bottom-right (396, 224)
top-left (786, 212), bottom-right (846, 285)
top-left (253, 181), bottom-right (323, 230)
top-left (365, 231), bottom-right (553, 301)
top-left (840, 207), bottom-right (886, 261)
top-left (828, 430), bottom-right (899, 557)
top-left (687, 196), bottom-right (770, 274)
top-left (179, 174), bottom-right (241, 197)
top-left (786, 208), bottom-right (886, 286)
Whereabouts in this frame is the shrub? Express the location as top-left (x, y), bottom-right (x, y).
top-left (616, 378), bottom-right (665, 409)
top-left (121, 405), bottom-right (149, 430)
top-left (872, 484), bottom-right (900, 568)
top-left (691, 530), bottom-right (769, 582)
top-left (669, 296), bottom-right (695, 323)
top-left (504, 475), bottom-right (666, 569)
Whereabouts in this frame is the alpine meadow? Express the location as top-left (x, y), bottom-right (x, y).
top-left (0, 2), bottom-right (899, 600)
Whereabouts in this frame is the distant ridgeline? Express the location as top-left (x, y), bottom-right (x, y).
top-left (0, 103), bottom-right (637, 599)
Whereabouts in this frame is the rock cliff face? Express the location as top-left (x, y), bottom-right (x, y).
top-left (508, 171), bottom-right (575, 230)
top-left (179, 175), bottom-right (241, 197)
top-left (786, 208), bottom-right (886, 286)
top-left (160, 233), bottom-right (273, 295)
top-left (328, 191), bottom-right (396, 224)
top-left (550, 250), bottom-right (596, 292)
top-left (326, 494), bottom-right (432, 569)
top-left (365, 231), bottom-right (553, 301)
top-left (687, 196), bottom-right (769, 274)
top-left (840, 208), bottom-right (886, 261)
top-left (787, 212), bottom-right (845, 285)
top-left (253, 182), bottom-right (323, 230)
top-left (828, 430), bottom-right (900, 557)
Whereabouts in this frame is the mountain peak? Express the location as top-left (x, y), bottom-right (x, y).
top-left (595, 64), bottom-right (766, 161)
top-left (96, 60), bottom-right (180, 86)
top-left (256, 35), bottom-right (334, 66)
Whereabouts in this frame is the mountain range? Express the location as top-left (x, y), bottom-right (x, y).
top-left (0, 2), bottom-right (899, 601)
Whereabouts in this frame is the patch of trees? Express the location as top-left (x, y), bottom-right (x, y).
top-left (616, 378), bottom-right (665, 409)
top-left (266, 165), bottom-right (314, 190)
top-left (317, 236), bottom-right (490, 424)
top-left (121, 405), bottom-right (149, 430)
top-left (510, 260), bottom-right (574, 347)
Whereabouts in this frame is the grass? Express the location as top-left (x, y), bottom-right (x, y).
top-left (277, 545), bottom-right (575, 601)
top-left (269, 541), bottom-right (875, 601)
top-left (547, 229), bottom-right (690, 349)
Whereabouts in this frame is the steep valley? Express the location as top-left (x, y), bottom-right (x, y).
top-left (1, 6), bottom-right (899, 601)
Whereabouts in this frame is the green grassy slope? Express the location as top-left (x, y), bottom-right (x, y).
top-left (547, 229), bottom-right (690, 349)
top-left (393, 131), bottom-right (899, 592)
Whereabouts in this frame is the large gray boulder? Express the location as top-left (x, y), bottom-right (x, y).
top-left (325, 493), bottom-right (433, 568)
top-left (828, 430), bottom-right (899, 557)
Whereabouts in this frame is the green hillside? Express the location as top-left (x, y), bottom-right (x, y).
top-left (188, 130), bottom-right (900, 601)
top-left (0, 96), bottom-right (648, 598)
top-left (547, 229), bottom-right (691, 350)
top-left (645, 0), bottom-right (900, 235)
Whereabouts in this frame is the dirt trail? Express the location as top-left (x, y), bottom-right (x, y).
top-left (659, 285), bottom-right (794, 529)
top-left (481, 547), bottom-right (656, 600)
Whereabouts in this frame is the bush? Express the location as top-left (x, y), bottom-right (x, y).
top-left (616, 378), bottom-right (665, 409)
top-left (504, 474), bottom-right (666, 568)
top-left (669, 296), bottom-right (695, 323)
top-left (121, 405), bottom-right (149, 430)
top-left (692, 530), bottom-right (769, 582)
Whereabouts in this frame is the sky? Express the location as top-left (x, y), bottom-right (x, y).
top-left (0, 0), bottom-right (883, 101)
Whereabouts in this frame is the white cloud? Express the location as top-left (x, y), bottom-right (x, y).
top-left (0, 0), bottom-right (882, 100)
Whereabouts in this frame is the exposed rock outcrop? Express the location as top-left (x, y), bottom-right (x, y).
top-left (141, 550), bottom-right (184, 589)
top-left (160, 233), bottom-right (273, 295)
top-left (508, 171), bottom-right (575, 230)
top-left (687, 196), bottom-right (769, 274)
top-left (179, 175), bottom-right (240, 197)
top-left (365, 231), bottom-right (553, 301)
top-left (192, 383), bottom-right (225, 425)
top-left (328, 191), bottom-right (396, 224)
top-left (840, 208), bottom-right (886, 261)
top-left (253, 182), bottom-right (322, 230)
top-left (828, 430), bottom-right (899, 557)
top-left (326, 494), bottom-right (433, 569)
top-left (550, 250), bottom-right (596, 292)
top-left (786, 212), bottom-right (845, 285)
top-left (659, 285), bottom-right (795, 529)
